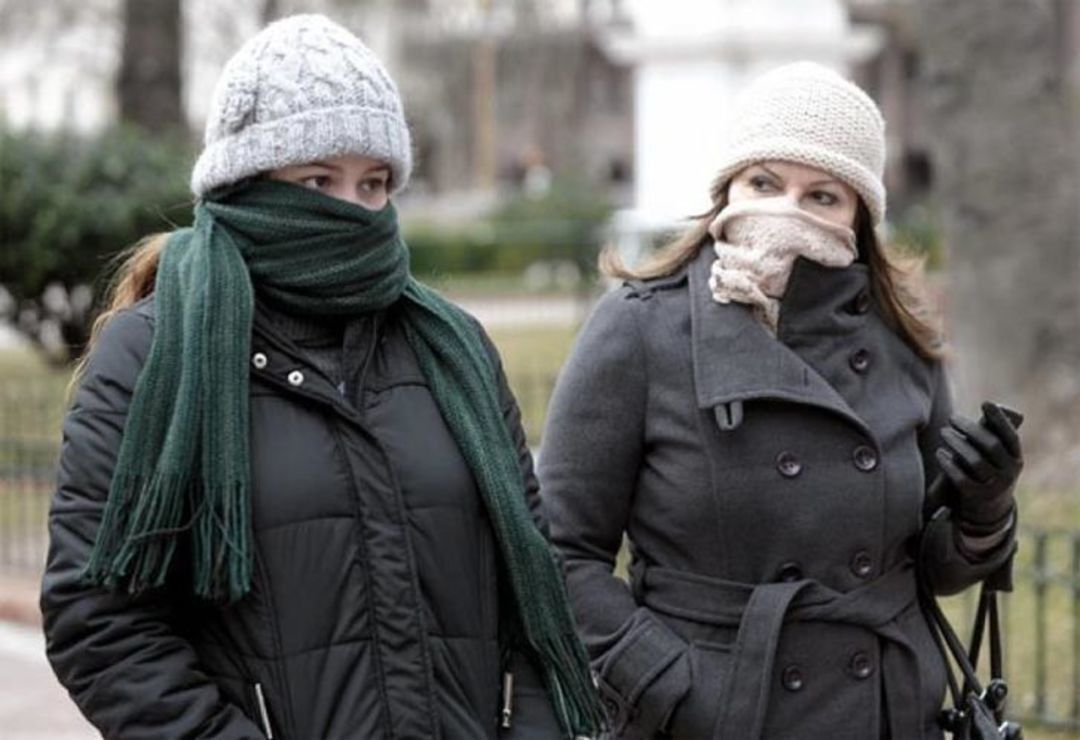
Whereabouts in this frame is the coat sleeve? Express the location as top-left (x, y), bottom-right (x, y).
top-left (916, 360), bottom-right (1017, 596)
top-left (40, 308), bottom-right (267, 740)
top-left (538, 289), bottom-right (691, 736)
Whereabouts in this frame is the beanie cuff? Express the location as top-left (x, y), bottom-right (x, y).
top-left (712, 140), bottom-right (886, 225)
top-left (191, 106), bottom-right (412, 198)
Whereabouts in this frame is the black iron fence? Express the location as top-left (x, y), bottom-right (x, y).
top-left (0, 376), bottom-right (1078, 733)
top-left (0, 375), bottom-right (66, 574)
top-left (1006, 529), bottom-right (1080, 731)
top-left (931, 528), bottom-right (1080, 734)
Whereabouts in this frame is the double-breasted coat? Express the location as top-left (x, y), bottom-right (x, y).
top-left (539, 246), bottom-right (1014, 739)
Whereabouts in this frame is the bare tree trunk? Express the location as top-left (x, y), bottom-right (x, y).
top-left (920, 0), bottom-right (1080, 489)
top-left (117, 0), bottom-right (184, 132)
top-left (472, 5), bottom-right (498, 191)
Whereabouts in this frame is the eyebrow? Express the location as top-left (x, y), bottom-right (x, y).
top-left (758, 164), bottom-right (783, 182)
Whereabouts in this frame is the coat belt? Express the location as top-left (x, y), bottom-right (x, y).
top-left (633, 562), bottom-right (923, 740)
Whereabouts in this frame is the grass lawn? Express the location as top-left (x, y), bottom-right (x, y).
top-left (487, 324), bottom-right (579, 446)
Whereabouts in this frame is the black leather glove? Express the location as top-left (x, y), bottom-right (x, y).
top-left (935, 402), bottom-right (1023, 535)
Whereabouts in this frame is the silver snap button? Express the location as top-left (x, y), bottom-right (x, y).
top-left (251, 352), bottom-right (268, 370)
top-left (776, 451), bottom-right (802, 478)
top-left (287, 370), bottom-right (304, 386)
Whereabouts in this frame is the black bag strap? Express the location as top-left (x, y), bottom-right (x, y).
top-left (917, 506), bottom-right (1017, 736)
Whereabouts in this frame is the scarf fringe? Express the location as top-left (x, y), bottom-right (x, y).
top-left (518, 554), bottom-right (606, 736)
top-left (82, 471), bottom-right (251, 603)
top-left (532, 632), bottom-right (607, 736)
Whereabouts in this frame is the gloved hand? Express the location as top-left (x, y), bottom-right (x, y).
top-left (935, 402), bottom-right (1023, 535)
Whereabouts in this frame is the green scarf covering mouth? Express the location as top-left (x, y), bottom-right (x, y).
top-left (82, 178), bottom-right (604, 736)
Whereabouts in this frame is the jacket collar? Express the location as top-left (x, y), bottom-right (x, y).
top-left (687, 243), bottom-right (872, 432)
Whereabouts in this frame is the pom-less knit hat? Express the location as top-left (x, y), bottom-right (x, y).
top-left (191, 14), bottom-right (412, 198)
top-left (712, 61), bottom-right (887, 225)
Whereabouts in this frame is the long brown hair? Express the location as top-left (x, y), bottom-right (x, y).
top-left (600, 175), bottom-right (943, 361)
top-left (71, 232), bottom-right (170, 390)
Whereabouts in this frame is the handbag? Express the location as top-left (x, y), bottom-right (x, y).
top-left (917, 504), bottom-right (1024, 740)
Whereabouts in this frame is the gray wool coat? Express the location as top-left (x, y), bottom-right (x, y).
top-left (539, 246), bottom-right (1015, 740)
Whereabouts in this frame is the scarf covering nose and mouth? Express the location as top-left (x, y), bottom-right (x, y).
top-left (707, 198), bottom-right (858, 333)
top-left (82, 178), bottom-right (604, 736)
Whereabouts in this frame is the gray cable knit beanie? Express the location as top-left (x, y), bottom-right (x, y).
top-left (712, 62), bottom-right (887, 225)
top-left (191, 14), bottom-right (412, 198)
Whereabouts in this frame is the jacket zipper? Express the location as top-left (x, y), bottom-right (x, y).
top-left (251, 545), bottom-right (298, 739)
top-left (253, 682), bottom-right (274, 738)
top-left (500, 670), bottom-right (515, 729)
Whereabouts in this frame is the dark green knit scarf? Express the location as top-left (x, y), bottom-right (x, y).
top-left (83, 178), bottom-right (603, 736)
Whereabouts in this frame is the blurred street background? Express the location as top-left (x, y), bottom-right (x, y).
top-left (1, 0), bottom-right (1079, 737)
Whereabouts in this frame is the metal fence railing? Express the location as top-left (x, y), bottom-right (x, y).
top-left (1006, 529), bottom-right (1080, 731)
top-left (0, 376), bottom-right (1077, 733)
top-left (0, 376), bottom-right (66, 574)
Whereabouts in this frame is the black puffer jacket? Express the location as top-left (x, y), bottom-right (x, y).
top-left (41, 295), bottom-right (561, 739)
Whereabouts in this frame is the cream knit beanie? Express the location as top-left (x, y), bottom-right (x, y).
top-left (712, 61), bottom-right (887, 225)
top-left (191, 14), bottom-right (412, 198)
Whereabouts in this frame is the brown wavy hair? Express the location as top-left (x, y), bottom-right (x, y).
top-left (600, 174), bottom-right (943, 361)
top-left (70, 232), bottom-right (171, 392)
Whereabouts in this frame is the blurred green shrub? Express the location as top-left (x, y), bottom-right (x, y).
top-left (405, 176), bottom-right (613, 279)
top-left (0, 125), bottom-right (194, 361)
top-left (0, 125), bottom-right (195, 301)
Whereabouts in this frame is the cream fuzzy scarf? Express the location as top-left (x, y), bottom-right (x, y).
top-left (707, 198), bottom-right (857, 332)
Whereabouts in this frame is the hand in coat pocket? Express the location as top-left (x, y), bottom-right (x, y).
top-left (663, 642), bottom-right (732, 740)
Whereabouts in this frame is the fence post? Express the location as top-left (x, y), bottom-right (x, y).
top-left (1032, 532), bottom-right (1049, 720)
top-left (1072, 535), bottom-right (1080, 724)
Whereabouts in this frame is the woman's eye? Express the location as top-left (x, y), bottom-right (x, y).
top-left (749, 175), bottom-right (776, 193)
top-left (360, 177), bottom-right (388, 194)
top-left (810, 190), bottom-right (839, 206)
top-left (300, 175), bottom-right (331, 190)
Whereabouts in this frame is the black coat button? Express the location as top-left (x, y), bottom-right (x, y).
top-left (849, 651), bottom-right (874, 680)
top-left (777, 561), bottom-right (803, 582)
top-left (853, 445), bottom-right (878, 472)
top-left (781, 664), bottom-right (805, 692)
top-left (849, 348), bottom-right (871, 374)
top-left (776, 451), bottom-right (802, 478)
top-left (850, 550), bottom-right (874, 578)
top-left (851, 288), bottom-right (872, 315)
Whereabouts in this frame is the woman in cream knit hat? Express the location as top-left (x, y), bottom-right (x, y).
top-left (40, 14), bottom-right (602, 739)
top-left (541, 62), bottom-right (1024, 739)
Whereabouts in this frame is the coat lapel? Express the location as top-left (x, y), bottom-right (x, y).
top-left (687, 246), bottom-right (870, 435)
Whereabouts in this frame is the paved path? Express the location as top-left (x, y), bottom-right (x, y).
top-left (452, 295), bottom-right (590, 327)
top-left (0, 620), bottom-right (98, 740)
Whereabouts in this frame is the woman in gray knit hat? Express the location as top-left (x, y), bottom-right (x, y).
top-left (41, 14), bottom-right (603, 740)
top-left (540, 62), bottom-right (1024, 739)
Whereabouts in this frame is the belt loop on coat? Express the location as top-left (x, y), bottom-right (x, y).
top-left (714, 400), bottom-right (744, 431)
